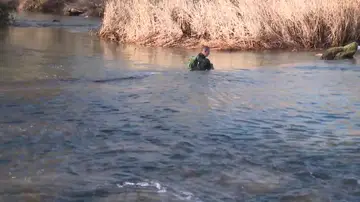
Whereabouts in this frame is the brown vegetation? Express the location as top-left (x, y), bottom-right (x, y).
top-left (99, 0), bottom-right (360, 50)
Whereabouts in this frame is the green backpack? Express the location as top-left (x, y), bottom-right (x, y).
top-left (187, 56), bottom-right (198, 70)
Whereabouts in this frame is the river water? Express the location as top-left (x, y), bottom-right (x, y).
top-left (1, 13), bottom-right (360, 202)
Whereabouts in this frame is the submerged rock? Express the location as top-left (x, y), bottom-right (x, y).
top-left (217, 167), bottom-right (295, 194)
top-left (280, 189), bottom-right (324, 202)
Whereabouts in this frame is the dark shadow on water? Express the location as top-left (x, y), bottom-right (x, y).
top-left (323, 58), bottom-right (357, 65)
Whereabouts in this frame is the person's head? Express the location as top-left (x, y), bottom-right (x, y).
top-left (201, 46), bottom-right (210, 57)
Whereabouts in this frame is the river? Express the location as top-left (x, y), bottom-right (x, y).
top-left (1, 13), bottom-right (360, 202)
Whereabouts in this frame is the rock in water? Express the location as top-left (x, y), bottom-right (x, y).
top-left (320, 42), bottom-right (358, 60)
top-left (63, 6), bottom-right (85, 16)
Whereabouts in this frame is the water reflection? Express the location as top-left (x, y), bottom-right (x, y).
top-left (99, 41), bottom-right (322, 71)
top-left (3, 27), bottom-right (101, 55)
top-left (3, 17), bottom-right (360, 84)
top-left (0, 26), bottom-right (105, 82)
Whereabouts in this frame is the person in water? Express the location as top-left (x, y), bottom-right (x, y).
top-left (188, 46), bottom-right (214, 71)
top-left (316, 41), bottom-right (360, 60)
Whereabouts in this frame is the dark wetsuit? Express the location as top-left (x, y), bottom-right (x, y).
top-left (190, 53), bottom-right (214, 71)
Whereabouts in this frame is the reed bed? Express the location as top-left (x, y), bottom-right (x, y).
top-left (99, 0), bottom-right (360, 50)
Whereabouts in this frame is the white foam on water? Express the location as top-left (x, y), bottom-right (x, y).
top-left (116, 180), bottom-right (202, 201)
top-left (116, 180), bottom-right (167, 193)
top-left (148, 72), bottom-right (161, 75)
top-left (174, 190), bottom-right (204, 202)
top-left (124, 182), bottom-right (135, 186)
top-left (136, 182), bottom-right (150, 187)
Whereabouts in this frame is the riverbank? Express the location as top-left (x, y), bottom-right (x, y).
top-left (3, 0), bottom-right (103, 17)
top-left (98, 0), bottom-right (360, 51)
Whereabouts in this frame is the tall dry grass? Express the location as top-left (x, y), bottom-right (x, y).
top-left (99, 0), bottom-right (360, 50)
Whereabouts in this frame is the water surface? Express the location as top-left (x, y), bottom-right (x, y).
top-left (1, 13), bottom-right (360, 202)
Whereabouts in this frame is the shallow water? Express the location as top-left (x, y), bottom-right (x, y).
top-left (1, 13), bottom-right (360, 202)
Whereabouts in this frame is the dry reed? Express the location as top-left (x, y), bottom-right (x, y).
top-left (99, 0), bottom-right (360, 50)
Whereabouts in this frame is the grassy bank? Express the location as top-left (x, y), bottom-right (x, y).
top-left (99, 0), bottom-right (360, 50)
top-left (16, 0), bottom-right (104, 17)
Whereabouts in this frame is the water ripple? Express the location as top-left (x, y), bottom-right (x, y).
top-left (2, 61), bottom-right (360, 202)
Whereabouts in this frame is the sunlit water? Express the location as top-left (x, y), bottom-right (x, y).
top-left (1, 13), bottom-right (360, 202)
